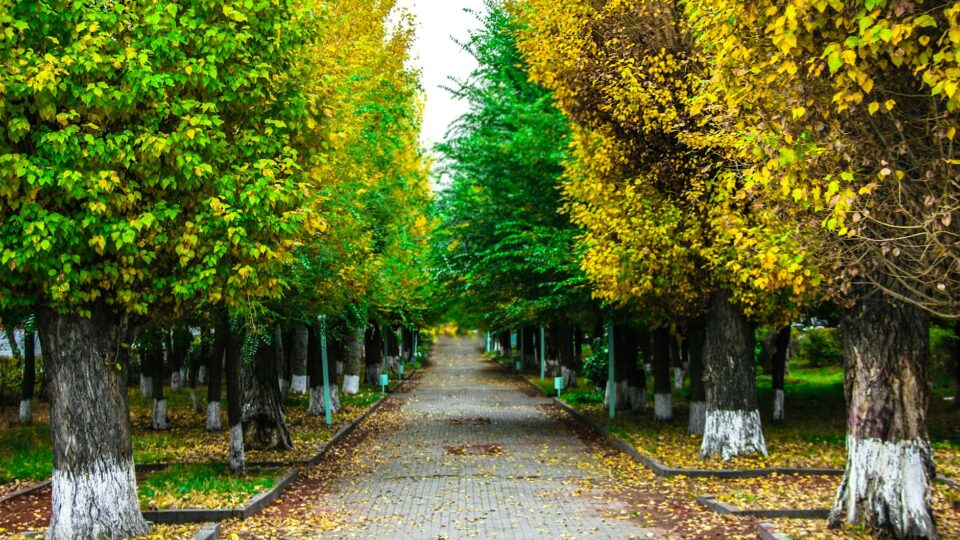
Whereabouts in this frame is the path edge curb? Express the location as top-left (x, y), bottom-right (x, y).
top-left (696, 495), bottom-right (829, 519)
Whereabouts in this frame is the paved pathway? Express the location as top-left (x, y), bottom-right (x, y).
top-left (311, 336), bottom-right (659, 539)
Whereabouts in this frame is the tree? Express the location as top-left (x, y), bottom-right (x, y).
top-left (0, 2), bottom-right (323, 536)
top-left (514, 0), bottom-right (820, 459)
top-left (688, 0), bottom-right (960, 535)
top-left (434, 2), bottom-right (595, 356)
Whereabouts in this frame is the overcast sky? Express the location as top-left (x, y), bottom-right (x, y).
top-left (394, 0), bottom-right (488, 150)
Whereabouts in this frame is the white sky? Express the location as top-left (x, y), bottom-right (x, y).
top-left (394, 0), bottom-right (488, 150)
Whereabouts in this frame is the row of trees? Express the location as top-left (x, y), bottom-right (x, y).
top-left (0, 1), bottom-right (436, 538)
top-left (436, 1), bottom-right (959, 538)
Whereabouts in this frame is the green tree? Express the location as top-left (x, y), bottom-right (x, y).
top-left (0, 2), bottom-right (322, 536)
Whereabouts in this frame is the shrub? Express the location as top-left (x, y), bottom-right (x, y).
top-left (582, 337), bottom-right (608, 389)
top-left (797, 328), bottom-right (843, 367)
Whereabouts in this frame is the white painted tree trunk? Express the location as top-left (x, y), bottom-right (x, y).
top-left (19, 399), bottom-right (32, 425)
top-left (336, 361), bottom-right (344, 376)
top-left (291, 375), bottom-right (308, 394)
top-left (189, 389), bottom-right (200, 414)
top-left (830, 437), bottom-right (936, 538)
top-left (206, 401), bottom-right (222, 432)
top-left (48, 459), bottom-right (146, 540)
top-left (687, 401), bottom-right (706, 436)
top-left (604, 380), bottom-right (631, 410)
top-left (699, 409), bottom-right (767, 460)
top-left (277, 377), bottom-right (290, 398)
top-left (773, 389), bottom-right (785, 423)
top-left (151, 399), bottom-right (170, 430)
top-left (139, 374), bottom-right (152, 399)
top-left (170, 371), bottom-right (182, 392)
top-left (308, 386), bottom-right (341, 416)
top-left (627, 386), bottom-right (644, 413)
top-left (673, 367), bottom-right (684, 390)
top-left (654, 393), bottom-right (673, 421)
top-left (197, 365), bottom-right (208, 385)
top-left (342, 374), bottom-right (360, 395)
top-left (229, 424), bottom-right (245, 471)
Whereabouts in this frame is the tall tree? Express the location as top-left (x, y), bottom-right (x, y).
top-left (0, 2), bottom-right (323, 536)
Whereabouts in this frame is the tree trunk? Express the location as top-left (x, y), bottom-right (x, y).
top-left (149, 333), bottom-right (170, 430)
top-left (364, 324), bottom-right (383, 386)
top-left (687, 317), bottom-right (707, 436)
top-left (19, 330), bottom-right (36, 425)
top-left (772, 325), bottom-right (790, 424)
top-left (653, 327), bottom-right (673, 421)
top-left (953, 321), bottom-right (960, 410)
top-left (402, 328), bottom-right (414, 363)
top-left (206, 321), bottom-right (226, 432)
top-left (309, 324), bottom-right (341, 416)
top-left (225, 323), bottom-right (244, 471)
top-left (700, 291), bottom-right (767, 460)
top-left (37, 307), bottom-right (148, 539)
top-left (626, 331), bottom-right (646, 413)
top-left (276, 327), bottom-right (290, 401)
top-left (187, 328), bottom-right (204, 414)
top-left (342, 327), bottom-right (363, 395)
top-left (558, 324), bottom-right (577, 387)
top-left (168, 327), bottom-right (190, 393)
top-left (605, 322), bottom-right (638, 411)
top-left (499, 331), bottom-right (512, 359)
top-left (4, 326), bottom-right (20, 361)
top-left (828, 293), bottom-right (937, 538)
top-left (290, 323), bottom-right (309, 394)
top-left (242, 328), bottom-right (293, 451)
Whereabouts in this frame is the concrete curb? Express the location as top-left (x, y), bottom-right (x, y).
top-left (757, 521), bottom-right (793, 540)
top-left (0, 480), bottom-right (50, 505)
top-left (193, 522), bottom-right (221, 540)
top-left (697, 495), bottom-right (829, 519)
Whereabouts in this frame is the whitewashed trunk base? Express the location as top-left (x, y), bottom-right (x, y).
top-left (687, 401), bottom-right (706, 436)
top-left (19, 399), bottom-right (32, 425)
top-left (342, 375), bottom-right (360, 395)
top-left (673, 367), bottom-right (684, 390)
top-left (139, 375), bottom-right (152, 399)
top-left (170, 371), bottom-right (182, 393)
top-left (830, 437), bottom-right (936, 537)
top-left (308, 386), bottom-right (341, 416)
top-left (291, 375), bottom-right (308, 394)
top-left (48, 459), bottom-right (148, 540)
top-left (151, 399), bottom-right (170, 430)
top-left (229, 424), bottom-right (245, 471)
top-left (561, 366), bottom-right (576, 388)
top-left (189, 389), bottom-right (201, 413)
top-left (206, 401), bottom-right (222, 432)
top-left (773, 389), bottom-right (785, 423)
top-left (699, 409), bottom-right (767, 460)
top-left (628, 386), bottom-right (645, 413)
top-left (278, 378), bottom-right (290, 398)
top-left (336, 362), bottom-right (344, 376)
top-left (197, 365), bottom-right (208, 385)
top-left (654, 393), bottom-right (673, 421)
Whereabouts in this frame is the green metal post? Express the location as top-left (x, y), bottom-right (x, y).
top-left (320, 318), bottom-right (332, 426)
top-left (539, 326), bottom-right (546, 380)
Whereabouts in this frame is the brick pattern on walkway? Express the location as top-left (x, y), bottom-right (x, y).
top-left (308, 336), bottom-right (659, 539)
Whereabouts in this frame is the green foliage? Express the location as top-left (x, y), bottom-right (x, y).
top-left (930, 325), bottom-right (958, 380)
top-left (433, 2), bottom-right (591, 332)
top-left (582, 337), bottom-right (609, 389)
top-left (137, 463), bottom-right (278, 509)
top-left (0, 1), bottom-right (324, 318)
top-left (796, 328), bottom-right (843, 367)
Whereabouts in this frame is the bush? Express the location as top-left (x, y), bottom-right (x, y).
top-left (582, 337), bottom-right (608, 389)
top-left (797, 327), bottom-right (843, 367)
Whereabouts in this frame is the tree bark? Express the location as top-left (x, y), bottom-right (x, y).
top-left (242, 327), bottom-right (292, 451)
top-left (225, 323), bottom-right (244, 471)
top-left (37, 307), bottom-right (148, 539)
top-left (605, 322), bottom-right (639, 411)
top-left (168, 326), bottom-right (190, 393)
top-left (187, 328), bottom-right (204, 414)
top-left (498, 331), bottom-right (512, 359)
top-left (364, 324), bottom-right (383, 386)
top-left (19, 330), bottom-right (36, 425)
top-left (289, 323), bottom-right (309, 394)
top-left (402, 328), bottom-right (414, 362)
top-left (687, 317), bottom-right (707, 436)
top-left (309, 324), bottom-right (341, 416)
top-left (653, 327), bottom-right (673, 421)
top-left (276, 327), bottom-right (290, 400)
top-left (828, 292), bottom-right (937, 538)
top-left (147, 332), bottom-right (170, 430)
top-left (342, 327), bottom-right (363, 395)
top-left (700, 291), bottom-right (767, 460)
top-left (772, 325), bottom-right (790, 424)
top-left (206, 321), bottom-right (226, 432)
top-left (558, 324), bottom-right (577, 387)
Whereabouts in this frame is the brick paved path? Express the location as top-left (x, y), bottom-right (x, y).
top-left (312, 336), bottom-right (660, 539)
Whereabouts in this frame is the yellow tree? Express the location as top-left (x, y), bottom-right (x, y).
top-left (515, 0), bottom-right (821, 459)
top-left (689, 0), bottom-right (960, 536)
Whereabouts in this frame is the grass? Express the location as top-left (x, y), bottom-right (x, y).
top-left (138, 463), bottom-right (279, 510)
top-left (0, 425), bottom-right (52, 483)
